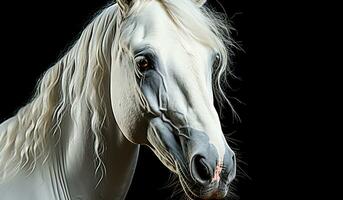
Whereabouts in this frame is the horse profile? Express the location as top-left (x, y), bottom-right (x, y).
top-left (0, 0), bottom-right (238, 199)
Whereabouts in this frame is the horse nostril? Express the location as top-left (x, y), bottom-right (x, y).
top-left (191, 155), bottom-right (212, 184)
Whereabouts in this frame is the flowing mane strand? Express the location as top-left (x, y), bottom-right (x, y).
top-left (0, 4), bottom-right (119, 181)
top-left (0, 0), bottom-right (236, 181)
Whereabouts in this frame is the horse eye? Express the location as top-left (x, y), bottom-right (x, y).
top-left (136, 56), bottom-right (152, 71)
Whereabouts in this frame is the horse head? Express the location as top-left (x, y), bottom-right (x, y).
top-left (110, 0), bottom-right (236, 199)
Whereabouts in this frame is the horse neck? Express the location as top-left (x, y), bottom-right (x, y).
top-left (55, 95), bottom-right (140, 199)
top-left (0, 104), bottom-right (139, 200)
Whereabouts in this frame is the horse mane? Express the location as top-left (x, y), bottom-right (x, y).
top-left (0, 4), bottom-right (119, 181)
top-left (0, 0), bottom-right (236, 182)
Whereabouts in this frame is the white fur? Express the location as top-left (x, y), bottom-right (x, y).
top-left (0, 0), bottom-right (235, 199)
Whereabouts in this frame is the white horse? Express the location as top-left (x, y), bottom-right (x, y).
top-left (0, 0), bottom-right (237, 199)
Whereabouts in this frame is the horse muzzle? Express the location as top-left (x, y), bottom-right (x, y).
top-left (146, 117), bottom-right (236, 199)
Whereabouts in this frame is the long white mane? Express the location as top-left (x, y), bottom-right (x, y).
top-left (0, 5), bottom-right (118, 181)
top-left (0, 0), bottom-right (235, 182)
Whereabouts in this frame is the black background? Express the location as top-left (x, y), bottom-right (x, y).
top-left (0, 0), bottom-right (326, 199)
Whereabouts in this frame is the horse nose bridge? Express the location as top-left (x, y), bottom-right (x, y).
top-left (165, 92), bottom-right (220, 134)
top-left (182, 86), bottom-right (221, 133)
top-left (168, 71), bottom-right (214, 117)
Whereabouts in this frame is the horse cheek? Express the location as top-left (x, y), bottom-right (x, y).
top-left (139, 70), bottom-right (168, 116)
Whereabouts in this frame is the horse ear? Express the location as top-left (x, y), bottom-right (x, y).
top-left (192, 0), bottom-right (207, 7)
top-left (117, 0), bottom-right (134, 14)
